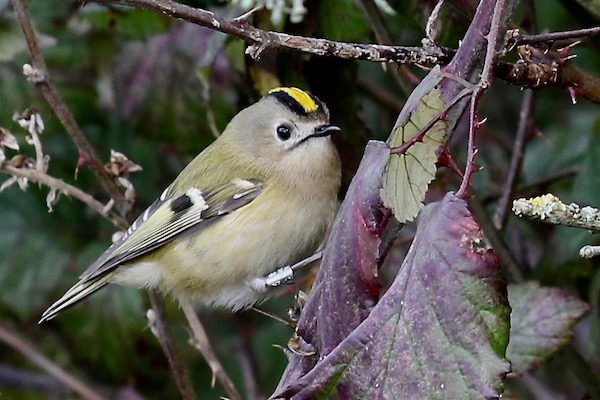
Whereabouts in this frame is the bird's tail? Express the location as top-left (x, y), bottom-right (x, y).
top-left (39, 275), bottom-right (110, 323)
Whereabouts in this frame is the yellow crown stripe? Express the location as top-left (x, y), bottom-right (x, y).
top-left (269, 87), bottom-right (319, 113)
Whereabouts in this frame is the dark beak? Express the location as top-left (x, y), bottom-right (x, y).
top-left (312, 124), bottom-right (341, 138)
top-left (297, 125), bottom-right (341, 147)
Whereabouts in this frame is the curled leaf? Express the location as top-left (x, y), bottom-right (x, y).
top-left (0, 127), bottom-right (19, 163)
top-left (13, 108), bottom-right (44, 135)
top-left (46, 188), bottom-right (61, 212)
top-left (276, 141), bottom-right (394, 390)
top-left (0, 177), bottom-right (18, 192)
top-left (0, 127), bottom-right (19, 151)
top-left (117, 177), bottom-right (137, 202)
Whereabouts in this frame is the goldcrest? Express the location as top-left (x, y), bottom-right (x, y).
top-left (40, 87), bottom-right (341, 322)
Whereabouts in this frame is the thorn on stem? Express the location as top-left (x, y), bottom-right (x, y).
top-left (233, 5), bottom-right (263, 23)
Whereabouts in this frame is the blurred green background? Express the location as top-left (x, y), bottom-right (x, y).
top-left (0, 0), bottom-right (599, 398)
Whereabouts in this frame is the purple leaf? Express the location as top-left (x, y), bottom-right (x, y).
top-left (276, 141), bottom-right (397, 389)
top-left (274, 193), bottom-right (510, 400)
top-left (506, 281), bottom-right (589, 375)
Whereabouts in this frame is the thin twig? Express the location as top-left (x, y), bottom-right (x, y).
top-left (456, 91), bottom-right (481, 198)
top-left (493, 89), bottom-right (534, 229)
top-left (0, 364), bottom-right (64, 394)
top-left (250, 306), bottom-right (293, 326)
top-left (0, 164), bottom-right (128, 229)
top-left (147, 291), bottom-right (196, 400)
top-left (234, 314), bottom-right (262, 400)
top-left (481, 0), bottom-right (505, 84)
top-left (354, 0), bottom-right (391, 45)
top-left (356, 77), bottom-right (405, 111)
top-left (179, 299), bottom-right (243, 400)
top-left (0, 322), bottom-right (106, 400)
top-left (514, 26), bottom-right (600, 46)
top-left (9, 0), bottom-right (128, 215)
top-left (457, 0), bottom-right (506, 197)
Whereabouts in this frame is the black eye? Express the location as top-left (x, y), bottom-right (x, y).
top-left (276, 125), bottom-right (292, 141)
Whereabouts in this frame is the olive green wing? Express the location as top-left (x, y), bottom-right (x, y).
top-left (79, 179), bottom-right (263, 281)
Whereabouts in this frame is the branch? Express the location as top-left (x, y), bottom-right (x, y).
top-left (0, 322), bottom-right (105, 400)
top-left (146, 292), bottom-right (196, 400)
top-left (91, 0), bottom-right (453, 65)
top-left (179, 299), bottom-right (242, 400)
top-left (513, 193), bottom-right (600, 233)
top-left (493, 89), bottom-right (535, 229)
top-left (456, 0), bottom-right (508, 198)
top-left (10, 0), bottom-right (129, 215)
top-left (0, 164), bottom-right (128, 229)
top-left (89, 0), bottom-right (600, 107)
top-left (513, 193), bottom-right (600, 279)
top-left (513, 26), bottom-right (600, 46)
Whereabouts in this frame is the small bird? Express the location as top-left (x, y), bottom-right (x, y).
top-left (40, 87), bottom-right (341, 322)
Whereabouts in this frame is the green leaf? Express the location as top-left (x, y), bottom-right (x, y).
top-left (381, 67), bottom-right (446, 223)
top-left (506, 281), bottom-right (589, 375)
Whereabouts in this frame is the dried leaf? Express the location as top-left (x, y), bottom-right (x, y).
top-left (117, 176), bottom-right (137, 202)
top-left (0, 177), bottom-right (17, 192)
top-left (16, 176), bottom-right (29, 191)
top-left (13, 108), bottom-right (44, 135)
top-left (276, 193), bottom-right (511, 400)
top-left (105, 150), bottom-right (142, 177)
top-left (381, 66), bottom-right (447, 223)
top-left (46, 188), bottom-right (60, 213)
top-left (0, 127), bottom-right (19, 151)
top-left (506, 281), bottom-right (589, 375)
top-left (0, 127), bottom-right (19, 163)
